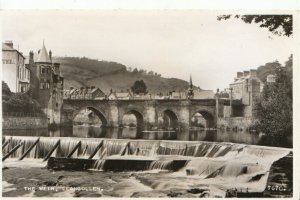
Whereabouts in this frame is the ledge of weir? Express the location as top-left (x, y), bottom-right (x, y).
top-left (47, 157), bottom-right (189, 172)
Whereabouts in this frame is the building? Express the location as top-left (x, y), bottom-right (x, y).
top-left (266, 74), bottom-right (276, 83)
top-left (229, 69), bottom-right (262, 117)
top-left (27, 41), bottom-right (64, 124)
top-left (64, 87), bottom-right (105, 100)
top-left (193, 89), bottom-right (215, 99)
top-left (108, 90), bottom-right (133, 100)
top-left (2, 41), bottom-right (30, 93)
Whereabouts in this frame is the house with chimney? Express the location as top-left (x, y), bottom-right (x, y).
top-left (63, 87), bottom-right (105, 100)
top-left (2, 41), bottom-right (30, 93)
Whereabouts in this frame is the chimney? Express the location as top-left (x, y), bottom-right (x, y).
top-left (243, 70), bottom-right (250, 76)
top-left (237, 72), bottom-right (243, 78)
top-left (29, 51), bottom-right (34, 64)
top-left (250, 69), bottom-right (257, 77)
top-left (49, 50), bottom-right (52, 60)
top-left (4, 41), bottom-right (13, 48)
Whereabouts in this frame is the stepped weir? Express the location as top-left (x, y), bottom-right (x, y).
top-left (3, 136), bottom-right (290, 172)
top-left (2, 136), bottom-right (293, 197)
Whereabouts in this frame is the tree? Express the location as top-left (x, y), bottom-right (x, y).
top-left (132, 68), bottom-right (138, 73)
top-left (131, 80), bottom-right (148, 94)
top-left (2, 81), bottom-right (43, 113)
top-left (2, 81), bottom-right (12, 101)
top-left (257, 55), bottom-right (293, 136)
top-left (217, 15), bottom-right (293, 37)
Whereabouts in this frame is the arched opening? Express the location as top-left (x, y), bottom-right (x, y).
top-left (72, 107), bottom-right (108, 138)
top-left (158, 110), bottom-right (178, 130)
top-left (191, 110), bottom-right (214, 129)
top-left (73, 107), bottom-right (108, 127)
top-left (121, 110), bottom-right (144, 129)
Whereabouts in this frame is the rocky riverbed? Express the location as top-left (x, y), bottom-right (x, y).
top-left (2, 159), bottom-right (227, 198)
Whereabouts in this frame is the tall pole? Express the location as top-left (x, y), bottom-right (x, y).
top-left (216, 88), bottom-right (219, 128)
top-left (229, 87), bottom-right (233, 117)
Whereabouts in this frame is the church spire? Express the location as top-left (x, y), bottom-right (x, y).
top-left (36, 40), bottom-right (51, 63)
top-left (187, 74), bottom-right (194, 99)
top-left (189, 74), bottom-right (193, 89)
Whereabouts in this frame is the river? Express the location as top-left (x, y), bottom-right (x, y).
top-left (2, 126), bottom-right (293, 148)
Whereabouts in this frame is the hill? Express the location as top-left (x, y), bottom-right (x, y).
top-left (53, 57), bottom-right (193, 94)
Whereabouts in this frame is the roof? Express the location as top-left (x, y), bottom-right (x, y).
top-left (115, 92), bottom-right (132, 98)
top-left (2, 43), bottom-right (26, 58)
top-left (36, 42), bottom-right (51, 63)
top-left (193, 90), bottom-right (215, 99)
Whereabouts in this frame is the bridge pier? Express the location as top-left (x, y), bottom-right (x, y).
top-left (144, 101), bottom-right (156, 130)
top-left (178, 101), bottom-right (190, 130)
top-left (108, 102), bottom-right (120, 128)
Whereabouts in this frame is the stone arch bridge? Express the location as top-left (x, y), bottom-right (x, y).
top-left (60, 99), bottom-right (227, 130)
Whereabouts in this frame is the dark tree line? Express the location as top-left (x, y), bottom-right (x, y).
top-left (256, 55), bottom-right (293, 136)
top-left (217, 15), bottom-right (293, 37)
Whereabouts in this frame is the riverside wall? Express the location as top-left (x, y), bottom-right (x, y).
top-left (217, 117), bottom-right (257, 131)
top-left (2, 116), bottom-right (48, 130)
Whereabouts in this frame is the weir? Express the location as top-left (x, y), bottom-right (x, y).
top-left (2, 136), bottom-right (292, 194)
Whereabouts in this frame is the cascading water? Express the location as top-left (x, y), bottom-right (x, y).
top-left (2, 135), bottom-right (291, 193)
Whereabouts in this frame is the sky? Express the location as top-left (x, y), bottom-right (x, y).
top-left (1, 10), bottom-right (294, 90)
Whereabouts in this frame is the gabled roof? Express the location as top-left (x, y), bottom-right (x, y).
top-left (36, 42), bottom-right (51, 63)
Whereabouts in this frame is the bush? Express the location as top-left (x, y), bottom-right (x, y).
top-left (2, 81), bottom-right (42, 114)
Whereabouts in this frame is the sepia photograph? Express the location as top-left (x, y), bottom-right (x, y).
top-left (1, 9), bottom-right (296, 198)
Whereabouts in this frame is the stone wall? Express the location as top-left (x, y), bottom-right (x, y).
top-left (2, 116), bottom-right (48, 130)
top-left (217, 117), bottom-right (257, 131)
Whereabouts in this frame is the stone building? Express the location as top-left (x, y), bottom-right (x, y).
top-left (218, 69), bottom-right (263, 130)
top-left (229, 69), bottom-right (262, 117)
top-left (108, 90), bottom-right (133, 100)
top-left (27, 41), bottom-right (64, 125)
top-left (64, 87), bottom-right (105, 100)
top-left (2, 41), bottom-right (30, 93)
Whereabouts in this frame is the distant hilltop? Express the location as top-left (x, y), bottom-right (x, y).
top-left (53, 56), bottom-right (290, 95)
top-left (53, 56), bottom-right (197, 94)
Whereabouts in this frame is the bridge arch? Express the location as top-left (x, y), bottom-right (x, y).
top-left (73, 106), bottom-right (108, 127)
top-left (121, 109), bottom-right (144, 129)
top-left (191, 109), bottom-right (215, 128)
top-left (158, 109), bottom-right (179, 130)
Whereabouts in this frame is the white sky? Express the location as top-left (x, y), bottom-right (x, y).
top-left (1, 11), bottom-right (294, 90)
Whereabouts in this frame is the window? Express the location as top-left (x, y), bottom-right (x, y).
top-left (2, 59), bottom-right (14, 64)
top-left (40, 82), bottom-right (49, 89)
top-left (40, 66), bottom-right (48, 74)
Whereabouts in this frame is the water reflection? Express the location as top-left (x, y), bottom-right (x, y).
top-left (2, 126), bottom-right (292, 148)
